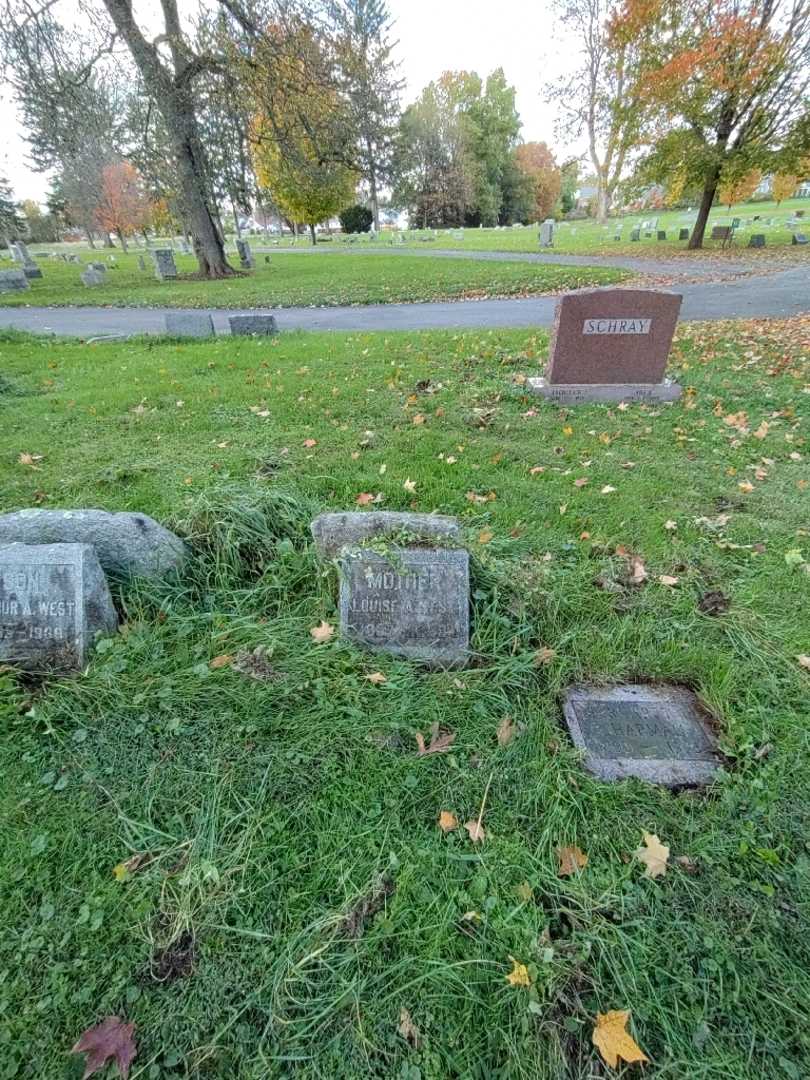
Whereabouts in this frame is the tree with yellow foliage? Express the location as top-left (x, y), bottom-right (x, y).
top-left (771, 174), bottom-right (798, 205)
top-left (717, 169), bottom-right (761, 210)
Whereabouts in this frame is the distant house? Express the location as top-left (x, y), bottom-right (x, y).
top-left (574, 185), bottom-right (597, 209)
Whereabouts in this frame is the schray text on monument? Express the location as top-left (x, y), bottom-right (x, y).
top-left (583, 317), bottom-right (651, 335)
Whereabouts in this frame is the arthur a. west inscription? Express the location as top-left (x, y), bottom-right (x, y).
top-left (339, 547), bottom-right (469, 666)
top-left (0, 543), bottom-right (117, 672)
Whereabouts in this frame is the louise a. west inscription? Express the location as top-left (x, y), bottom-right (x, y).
top-left (339, 547), bottom-right (469, 666)
top-left (0, 543), bottom-right (117, 672)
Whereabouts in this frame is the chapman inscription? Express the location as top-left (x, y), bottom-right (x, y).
top-left (583, 318), bottom-right (651, 335)
top-left (339, 547), bottom-right (469, 666)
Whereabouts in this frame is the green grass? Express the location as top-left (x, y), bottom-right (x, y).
top-left (0, 251), bottom-right (625, 309)
top-left (1, 319), bottom-right (809, 1078)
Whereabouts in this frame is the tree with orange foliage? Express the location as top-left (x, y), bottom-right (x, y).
top-left (718, 169), bottom-right (762, 209)
top-left (513, 143), bottom-right (562, 221)
top-left (94, 162), bottom-right (150, 251)
top-left (771, 173), bottom-right (798, 204)
top-left (616, 0), bottom-right (810, 248)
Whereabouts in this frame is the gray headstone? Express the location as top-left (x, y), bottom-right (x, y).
top-left (0, 269), bottom-right (30, 293)
top-left (657, 230), bottom-right (667, 240)
top-left (339, 547), bottom-right (469, 666)
top-left (630, 228), bottom-right (640, 241)
top-left (81, 268), bottom-right (105, 288)
top-left (0, 543), bottom-right (117, 673)
top-left (229, 314), bottom-right (277, 336)
top-left (23, 265), bottom-right (43, 279)
top-left (236, 238), bottom-right (255, 268)
top-left (311, 511), bottom-right (460, 559)
top-left (748, 234), bottom-right (766, 248)
top-left (679, 228), bottom-right (690, 240)
top-left (11, 243), bottom-right (24, 263)
top-left (0, 509), bottom-right (187, 581)
top-left (562, 683), bottom-right (720, 787)
top-left (165, 312), bottom-right (215, 338)
top-left (89, 263), bottom-right (108, 274)
top-left (152, 249), bottom-right (178, 280)
top-left (538, 219), bottom-right (554, 247)
top-left (792, 233), bottom-right (808, 245)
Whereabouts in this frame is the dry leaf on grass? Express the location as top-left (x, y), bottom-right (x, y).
top-left (397, 1007), bottom-right (420, 1048)
top-left (505, 956), bottom-right (531, 988)
top-left (626, 554), bottom-right (647, 584)
top-left (796, 655), bottom-right (810, 670)
top-left (415, 722), bottom-right (455, 756)
top-left (464, 819), bottom-right (486, 844)
top-left (209, 654), bottom-right (233, 669)
top-left (438, 810), bottom-right (458, 833)
top-left (365, 672), bottom-right (387, 685)
top-left (534, 646), bottom-right (557, 665)
top-left (556, 844), bottom-right (588, 877)
top-left (355, 492), bottom-right (374, 506)
top-left (310, 620), bottom-right (335, 644)
top-left (497, 715), bottom-right (516, 746)
top-left (72, 1016), bottom-right (137, 1079)
top-left (664, 520), bottom-right (678, 531)
top-left (635, 831), bottom-right (669, 878)
top-left (658, 575), bottom-right (679, 587)
top-left (302, 438), bottom-right (317, 448)
top-left (592, 1009), bottom-right (648, 1070)
top-left (478, 529), bottom-right (494, 544)
top-left (112, 852), bottom-right (154, 882)
top-left (403, 478), bottom-right (416, 493)
top-left (601, 485), bottom-right (617, 494)
top-left (18, 452), bottom-right (44, 469)
top-left (516, 881), bottom-right (534, 902)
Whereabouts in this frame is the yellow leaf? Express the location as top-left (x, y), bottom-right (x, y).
top-left (592, 1009), bottom-right (649, 1069)
top-left (516, 881), bottom-right (534, 902)
top-left (412, 413), bottom-right (425, 425)
top-left (209, 654), bottom-right (233, 669)
top-left (752, 421), bottom-right (769, 439)
top-left (397, 1007), bottom-right (420, 1048)
top-left (556, 844), bottom-right (588, 877)
top-left (534, 646), bottom-right (556, 666)
top-left (478, 529), bottom-right (494, 544)
top-left (738, 480), bottom-right (755, 493)
top-left (497, 715), bottom-right (516, 746)
top-left (530, 465), bottom-right (545, 475)
top-left (403, 478), bottom-right (416, 493)
top-left (310, 620), bottom-right (335, 644)
top-left (18, 452), bottom-right (43, 469)
top-left (112, 862), bottom-right (129, 882)
top-left (562, 425), bottom-right (573, 436)
top-left (658, 575), bottom-right (679, 586)
top-left (365, 672), bottom-right (387, 685)
top-left (505, 956), bottom-right (531, 988)
top-left (464, 819), bottom-right (486, 844)
top-left (438, 810), bottom-right (458, 833)
top-left (635, 831), bottom-right (669, 878)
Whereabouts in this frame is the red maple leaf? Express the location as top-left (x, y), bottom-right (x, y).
top-left (72, 1016), bottom-right (137, 1079)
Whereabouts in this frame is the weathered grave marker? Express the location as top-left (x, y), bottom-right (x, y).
top-left (0, 543), bottom-right (117, 673)
top-left (0, 269), bottom-right (30, 293)
top-left (152, 249), bottom-right (178, 281)
top-left (748, 234), bottom-right (766, 248)
top-left (792, 232), bottom-right (808, 246)
top-left (679, 228), bottom-right (690, 240)
top-left (165, 312), bottom-right (215, 338)
top-left (562, 683), bottom-right (720, 787)
top-left (339, 547), bottom-right (469, 666)
top-left (81, 268), bottom-right (105, 288)
top-left (657, 230), bottom-right (667, 241)
top-left (236, 239), bottom-right (255, 268)
top-left (629, 228), bottom-right (640, 241)
top-left (538, 219), bottom-right (555, 247)
top-left (526, 287), bottom-right (683, 403)
top-left (0, 509), bottom-right (187, 581)
top-left (311, 510), bottom-right (460, 559)
top-left (229, 314), bottom-right (277, 336)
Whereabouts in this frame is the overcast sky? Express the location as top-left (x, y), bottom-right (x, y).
top-left (0, 0), bottom-right (572, 204)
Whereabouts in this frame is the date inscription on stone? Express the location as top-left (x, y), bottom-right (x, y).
top-left (563, 684), bottom-right (720, 787)
top-left (339, 547), bottom-right (469, 666)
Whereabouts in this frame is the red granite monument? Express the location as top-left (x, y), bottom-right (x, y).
top-left (527, 288), bottom-right (683, 403)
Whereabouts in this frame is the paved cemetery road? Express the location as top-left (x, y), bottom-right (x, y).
top-left (0, 265), bottom-right (806, 338)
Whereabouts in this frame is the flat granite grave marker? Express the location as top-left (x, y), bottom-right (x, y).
top-left (229, 314), bottom-right (277, 336)
top-left (0, 542), bottom-right (117, 672)
top-left (563, 683), bottom-right (720, 787)
top-left (792, 232), bottom-right (808, 245)
top-left (526, 287), bottom-right (683, 403)
top-left (748, 234), bottom-right (766, 248)
top-left (165, 312), bottom-right (215, 338)
top-left (339, 547), bottom-right (469, 666)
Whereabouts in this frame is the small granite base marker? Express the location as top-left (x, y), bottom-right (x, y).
top-left (0, 509), bottom-right (187, 581)
top-left (339, 547), bottom-right (469, 667)
top-left (0, 542), bottom-right (117, 673)
top-left (525, 287), bottom-right (683, 404)
top-left (229, 314), bottom-right (278, 336)
top-left (165, 312), bottom-right (215, 338)
top-left (562, 683), bottom-right (720, 787)
top-left (0, 269), bottom-right (30, 293)
top-left (311, 510), bottom-right (460, 559)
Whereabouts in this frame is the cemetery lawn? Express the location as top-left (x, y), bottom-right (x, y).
top-left (1, 317), bottom-right (809, 1078)
top-left (0, 251), bottom-right (625, 309)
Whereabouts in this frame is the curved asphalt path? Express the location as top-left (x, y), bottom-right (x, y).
top-left (0, 253), bottom-right (806, 338)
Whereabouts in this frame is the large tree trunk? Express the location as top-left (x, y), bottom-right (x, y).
top-left (116, 228), bottom-right (128, 252)
top-left (309, 223), bottom-right (317, 245)
top-left (367, 141), bottom-right (380, 232)
top-left (595, 181), bottom-right (610, 224)
top-left (100, 0), bottom-right (233, 279)
top-left (232, 198), bottom-right (242, 238)
top-left (689, 166), bottom-right (721, 250)
top-left (102, 233), bottom-right (114, 248)
top-left (85, 230), bottom-right (96, 249)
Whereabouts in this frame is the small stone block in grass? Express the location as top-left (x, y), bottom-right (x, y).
top-left (562, 683), bottom-right (720, 787)
top-left (0, 542), bottom-right (117, 673)
top-left (311, 510), bottom-right (460, 559)
top-left (339, 546), bottom-right (469, 667)
top-left (229, 314), bottom-right (278, 336)
top-left (165, 312), bottom-right (215, 338)
top-left (0, 269), bottom-right (29, 293)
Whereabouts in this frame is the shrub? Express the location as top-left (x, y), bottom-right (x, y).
top-left (339, 204), bottom-right (373, 234)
